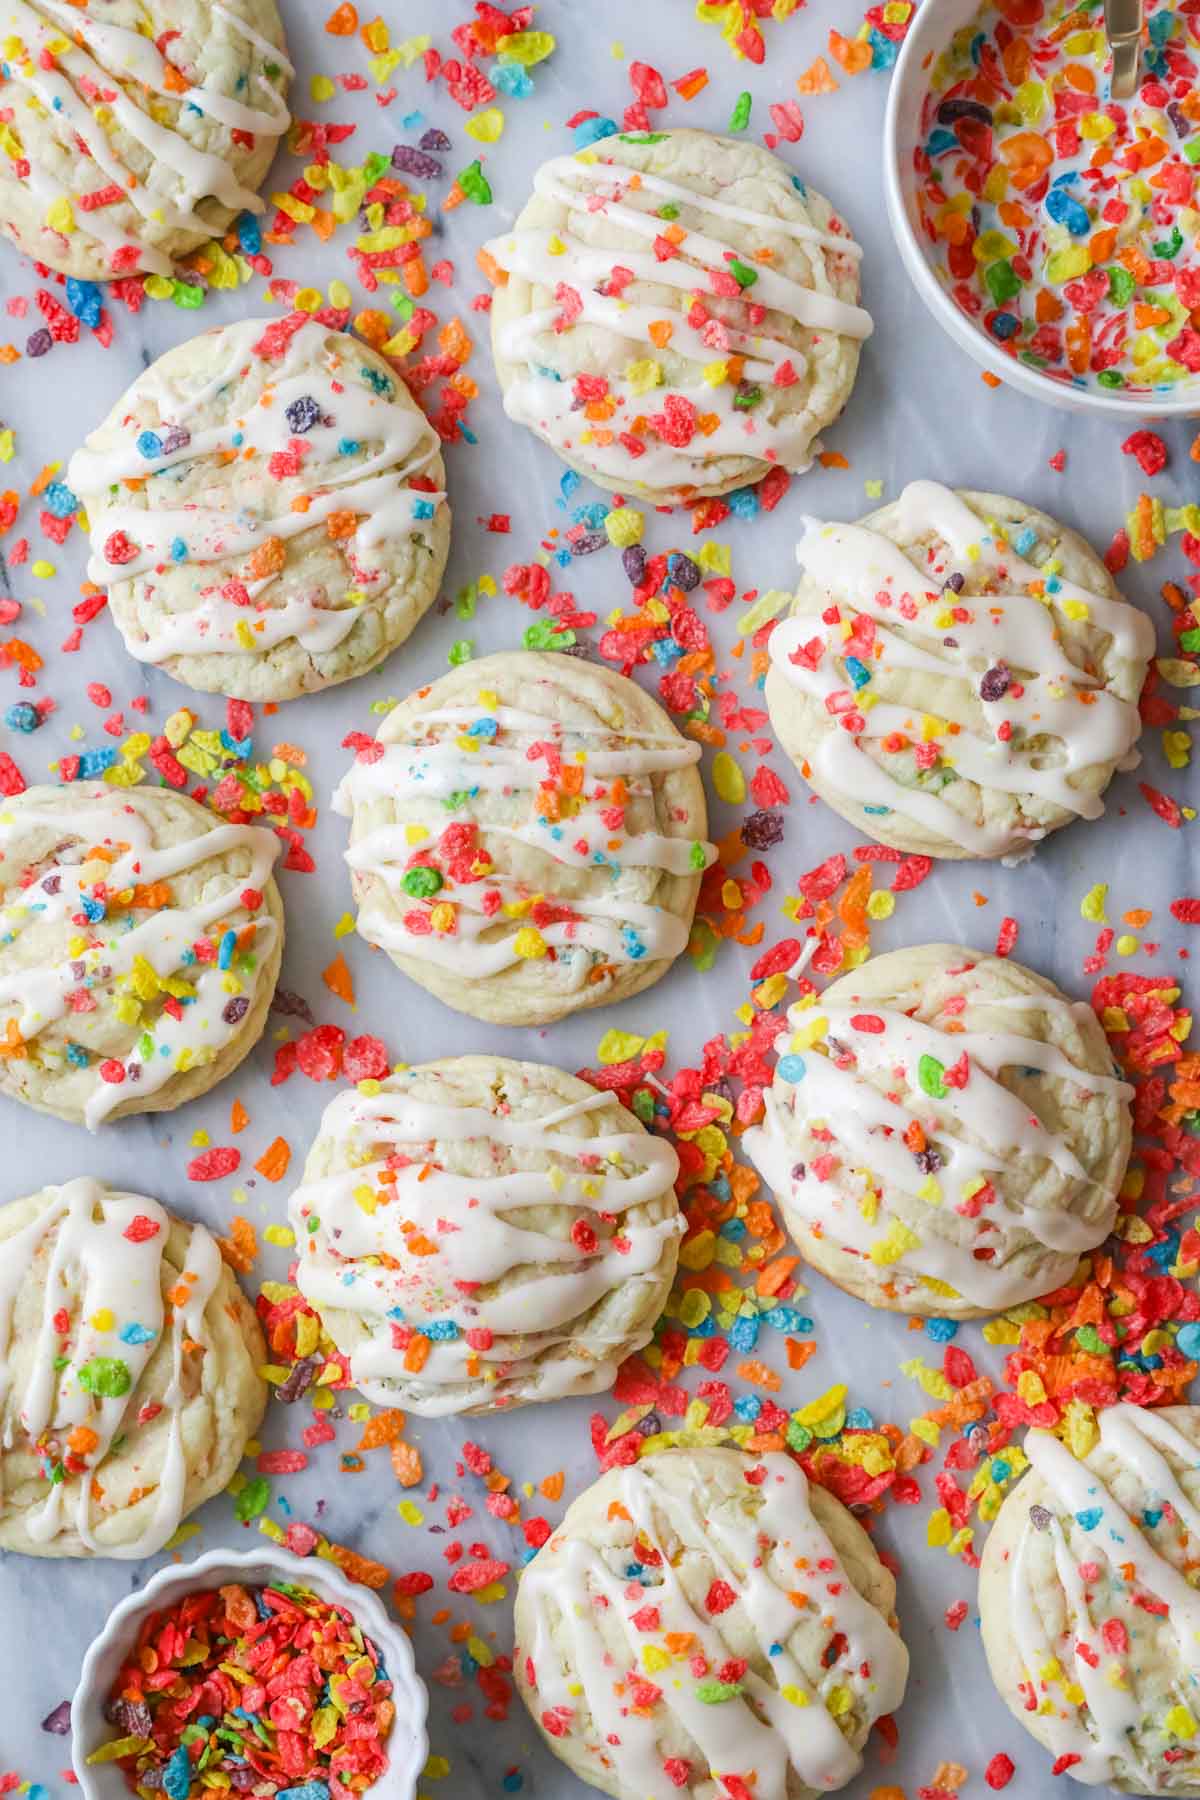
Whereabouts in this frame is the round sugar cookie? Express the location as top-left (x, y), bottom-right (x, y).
top-left (765, 480), bottom-right (1155, 860)
top-left (334, 651), bottom-right (715, 1027)
top-left (0, 783), bottom-right (284, 1128)
top-left (514, 1446), bottom-right (910, 1800)
top-left (980, 1403), bottom-right (1200, 1794)
top-left (288, 1055), bottom-right (684, 1418)
top-left (744, 943), bottom-right (1133, 1318)
top-left (67, 319), bottom-right (451, 702)
top-left (0, 0), bottom-right (292, 281)
top-left (483, 128), bottom-right (872, 504)
top-left (0, 1178), bottom-right (266, 1558)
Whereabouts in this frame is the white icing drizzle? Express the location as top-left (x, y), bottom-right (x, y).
top-left (769, 480), bottom-right (1156, 858)
top-left (744, 971), bottom-right (1132, 1310)
top-left (0, 1177), bottom-right (221, 1558)
top-left (0, 787), bottom-right (280, 1127)
top-left (1009, 1406), bottom-right (1200, 1788)
top-left (334, 694), bottom-right (716, 986)
top-left (289, 1077), bottom-right (683, 1417)
top-left (0, 0), bottom-right (292, 276)
top-left (67, 319), bottom-right (445, 663)
top-left (483, 144), bottom-right (872, 490)
top-left (520, 1451), bottom-right (909, 1796)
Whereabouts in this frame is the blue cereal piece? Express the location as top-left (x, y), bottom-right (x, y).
top-left (574, 116), bottom-right (618, 149)
top-left (1045, 180), bottom-right (1090, 236)
top-left (65, 278), bottom-right (103, 327)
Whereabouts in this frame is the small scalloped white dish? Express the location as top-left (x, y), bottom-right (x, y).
top-left (71, 1547), bottom-right (430, 1800)
top-left (883, 0), bottom-right (1200, 421)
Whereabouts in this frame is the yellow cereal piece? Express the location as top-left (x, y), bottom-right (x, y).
top-left (624, 357), bottom-right (663, 394)
top-left (46, 195), bottom-right (75, 235)
top-left (512, 926), bottom-right (548, 959)
top-left (1080, 883), bottom-right (1108, 923)
top-left (466, 107), bottom-right (505, 143)
top-left (869, 1220), bottom-right (920, 1266)
top-left (604, 506), bottom-right (644, 548)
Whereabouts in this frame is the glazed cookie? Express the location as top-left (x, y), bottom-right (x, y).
top-left (67, 319), bottom-right (450, 701)
top-left (0, 1178), bottom-right (266, 1558)
top-left (334, 651), bottom-right (715, 1026)
top-left (514, 1447), bottom-right (909, 1800)
top-left (765, 480), bottom-right (1155, 859)
top-left (0, 0), bottom-right (292, 281)
top-left (744, 944), bottom-right (1132, 1318)
top-left (0, 783), bottom-right (283, 1127)
top-left (289, 1056), bottom-right (683, 1417)
top-left (483, 128), bottom-right (872, 504)
top-left (981, 1403), bottom-right (1200, 1794)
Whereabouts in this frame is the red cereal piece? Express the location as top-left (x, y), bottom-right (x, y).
top-left (1141, 784), bottom-right (1183, 829)
top-left (447, 1556), bottom-right (510, 1592)
top-left (122, 1214), bottom-right (161, 1243)
top-left (295, 1023), bottom-right (345, 1080)
top-left (798, 853), bottom-right (847, 900)
top-left (186, 1146), bottom-right (241, 1181)
top-left (1122, 430), bottom-right (1168, 478)
top-left (629, 61), bottom-right (668, 108)
top-left (344, 1033), bottom-right (390, 1081)
top-left (985, 1754), bottom-right (1015, 1789)
top-left (256, 1449), bottom-right (308, 1474)
top-left (994, 916), bottom-right (1019, 957)
top-left (0, 752), bottom-right (26, 796)
top-left (891, 855), bottom-right (933, 892)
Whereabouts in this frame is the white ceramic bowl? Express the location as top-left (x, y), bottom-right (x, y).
top-left (71, 1547), bottom-right (430, 1800)
top-left (883, 0), bottom-right (1200, 421)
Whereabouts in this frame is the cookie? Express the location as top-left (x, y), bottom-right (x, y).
top-left (0, 1178), bottom-right (266, 1558)
top-left (514, 1446), bottom-right (909, 1800)
top-left (765, 480), bottom-right (1155, 859)
top-left (334, 651), bottom-right (715, 1026)
top-left (67, 318), bottom-right (450, 701)
top-left (289, 1055), bottom-right (683, 1417)
top-left (744, 943), bottom-right (1133, 1318)
top-left (483, 128), bottom-right (872, 504)
top-left (0, 783), bottom-right (284, 1127)
top-left (980, 1403), bottom-right (1200, 1794)
top-left (0, 0), bottom-right (292, 281)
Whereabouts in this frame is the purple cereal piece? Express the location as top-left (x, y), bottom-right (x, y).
top-left (393, 144), bottom-right (443, 179)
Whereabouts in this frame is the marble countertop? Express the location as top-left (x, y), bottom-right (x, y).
top-left (1, 3), bottom-right (1198, 1798)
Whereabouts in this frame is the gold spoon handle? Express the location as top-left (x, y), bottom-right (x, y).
top-left (1105, 0), bottom-right (1143, 99)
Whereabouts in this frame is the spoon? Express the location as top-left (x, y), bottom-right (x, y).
top-left (1105, 0), bottom-right (1144, 100)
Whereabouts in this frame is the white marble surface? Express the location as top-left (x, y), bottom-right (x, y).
top-left (0, 2), bottom-right (1198, 1797)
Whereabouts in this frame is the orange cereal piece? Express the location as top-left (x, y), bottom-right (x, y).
top-left (325, 510), bottom-right (359, 541)
top-left (391, 1440), bottom-right (423, 1486)
top-left (230, 1099), bottom-right (249, 1134)
top-left (322, 952), bottom-right (356, 1005)
top-left (245, 536), bottom-right (286, 580)
top-left (325, 2), bottom-right (358, 33)
top-left (330, 1544), bottom-right (390, 1589)
top-left (217, 1215), bottom-right (257, 1274)
top-left (998, 131), bottom-right (1053, 190)
top-left (358, 1408), bottom-right (408, 1450)
top-left (476, 245), bottom-right (507, 285)
top-left (254, 1137), bottom-right (291, 1183)
top-left (403, 1333), bottom-right (431, 1372)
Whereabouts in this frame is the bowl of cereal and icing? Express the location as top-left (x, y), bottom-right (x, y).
top-left (72, 1548), bottom-right (430, 1800)
top-left (885, 0), bottom-right (1200, 417)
